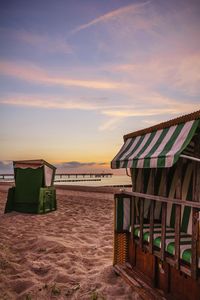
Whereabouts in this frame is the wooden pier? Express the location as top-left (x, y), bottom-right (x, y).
top-left (0, 172), bottom-right (113, 181)
top-left (0, 174), bottom-right (13, 180)
top-left (54, 178), bottom-right (101, 183)
top-left (55, 173), bottom-right (113, 178)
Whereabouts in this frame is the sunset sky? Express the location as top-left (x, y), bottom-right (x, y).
top-left (0, 0), bottom-right (200, 172)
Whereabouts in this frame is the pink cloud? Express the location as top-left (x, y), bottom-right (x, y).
top-left (0, 95), bottom-right (101, 111)
top-left (0, 60), bottom-right (127, 90)
top-left (107, 52), bottom-right (200, 97)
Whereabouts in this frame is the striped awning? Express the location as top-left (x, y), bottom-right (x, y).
top-left (111, 119), bottom-right (199, 169)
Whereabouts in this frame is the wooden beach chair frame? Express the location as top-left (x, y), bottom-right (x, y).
top-left (111, 110), bottom-right (200, 299)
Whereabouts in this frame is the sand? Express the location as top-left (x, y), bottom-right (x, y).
top-left (0, 184), bottom-right (142, 300)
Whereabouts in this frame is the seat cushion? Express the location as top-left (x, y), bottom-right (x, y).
top-left (132, 224), bottom-right (198, 267)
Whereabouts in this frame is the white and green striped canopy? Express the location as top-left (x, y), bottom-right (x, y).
top-left (111, 119), bottom-right (199, 169)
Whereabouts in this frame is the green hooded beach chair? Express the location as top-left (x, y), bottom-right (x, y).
top-left (4, 159), bottom-right (56, 214)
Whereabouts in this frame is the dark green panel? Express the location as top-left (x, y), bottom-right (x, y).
top-left (4, 187), bottom-right (15, 213)
top-left (15, 168), bottom-right (44, 203)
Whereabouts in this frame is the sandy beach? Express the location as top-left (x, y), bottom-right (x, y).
top-left (0, 184), bottom-right (144, 300)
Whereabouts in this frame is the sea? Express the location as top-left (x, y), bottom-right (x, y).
top-left (0, 174), bottom-right (132, 188)
top-left (54, 174), bottom-right (132, 187)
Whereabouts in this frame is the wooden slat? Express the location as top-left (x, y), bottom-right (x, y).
top-left (139, 170), bottom-right (144, 249)
top-left (191, 135), bottom-right (200, 279)
top-left (160, 203), bottom-right (167, 260)
top-left (174, 204), bottom-right (181, 269)
top-left (130, 196), bottom-right (135, 242)
top-left (149, 169), bottom-right (155, 254)
top-left (130, 196), bottom-right (136, 266)
top-left (191, 207), bottom-right (198, 279)
top-left (131, 168), bottom-right (137, 241)
top-left (174, 161), bottom-right (182, 270)
top-left (130, 169), bottom-right (137, 266)
top-left (149, 201), bottom-right (155, 253)
top-left (160, 169), bottom-right (167, 261)
top-left (139, 198), bottom-right (144, 248)
top-left (135, 169), bottom-right (142, 225)
top-left (115, 191), bottom-right (200, 209)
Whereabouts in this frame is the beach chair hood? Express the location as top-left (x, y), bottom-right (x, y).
top-left (111, 110), bottom-right (200, 169)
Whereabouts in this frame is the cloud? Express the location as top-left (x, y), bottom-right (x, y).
top-left (1, 91), bottom-right (199, 134)
top-left (0, 94), bottom-right (133, 112)
top-left (102, 103), bottom-right (200, 117)
top-left (102, 93), bottom-right (200, 120)
top-left (110, 52), bottom-right (200, 97)
top-left (98, 93), bottom-right (200, 130)
top-left (56, 161), bottom-right (96, 168)
top-left (0, 60), bottom-right (127, 90)
top-left (2, 91), bottom-right (194, 114)
top-left (0, 161), bottom-right (13, 173)
top-left (171, 54), bottom-right (200, 96)
top-left (55, 161), bottom-right (107, 170)
top-left (0, 95), bottom-right (100, 110)
top-left (0, 160), bottom-right (109, 174)
top-left (98, 117), bottom-right (124, 131)
top-left (0, 28), bottom-right (72, 54)
top-left (70, 1), bottom-right (151, 35)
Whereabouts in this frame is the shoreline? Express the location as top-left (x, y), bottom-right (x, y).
top-left (0, 181), bottom-right (131, 195)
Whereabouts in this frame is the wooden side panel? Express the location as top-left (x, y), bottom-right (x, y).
top-left (135, 245), bottom-right (156, 286)
top-left (170, 267), bottom-right (200, 300)
top-left (155, 258), bottom-right (170, 294)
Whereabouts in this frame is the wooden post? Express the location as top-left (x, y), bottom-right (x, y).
top-left (139, 170), bottom-right (144, 249)
top-left (149, 169), bottom-right (155, 254)
top-left (174, 161), bottom-right (182, 270)
top-left (130, 196), bottom-right (136, 266)
top-left (191, 135), bottom-right (200, 279)
top-left (139, 198), bottom-right (144, 248)
top-left (160, 169), bottom-right (167, 261)
top-left (130, 168), bottom-right (136, 266)
top-left (131, 168), bottom-right (136, 239)
top-left (131, 196), bottom-right (135, 243)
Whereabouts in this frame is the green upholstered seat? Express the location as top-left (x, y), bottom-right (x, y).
top-left (133, 224), bottom-right (196, 266)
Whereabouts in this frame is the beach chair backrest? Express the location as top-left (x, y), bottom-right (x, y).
top-left (14, 167), bottom-right (44, 204)
top-left (166, 161), bottom-right (193, 234)
top-left (115, 160), bottom-right (194, 234)
top-left (115, 196), bottom-right (131, 232)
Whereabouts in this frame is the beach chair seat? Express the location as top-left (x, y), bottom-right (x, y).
top-left (132, 223), bottom-right (197, 266)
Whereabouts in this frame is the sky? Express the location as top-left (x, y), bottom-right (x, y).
top-left (0, 0), bottom-right (200, 173)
